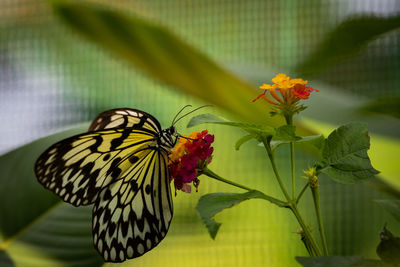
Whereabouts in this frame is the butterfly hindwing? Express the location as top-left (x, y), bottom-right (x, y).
top-left (35, 128), bottom-right (158, 206)
top-left (92, 149), bottom-right (173, 262)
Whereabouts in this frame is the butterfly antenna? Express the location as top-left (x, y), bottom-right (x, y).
top-left (177, 134), bottom-right (199, 142)
top-left (173, 104), bottom-right (213, 125)
top-left (171, 105), bottom-right (192, 126)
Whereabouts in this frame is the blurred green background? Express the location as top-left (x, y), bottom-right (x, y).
top-left (1, 0), bottom-right (400, 266)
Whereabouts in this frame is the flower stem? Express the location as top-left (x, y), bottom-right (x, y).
top-left (284, 114), bottom-right (296, 200)
top-left (311, 186), bottom-right (329, 256)
top-left (262, 140), bottom-right (291, 201)
top-left (202, 167), bottom-right (287, 206)
top-left (290, 204), bottom-right (322, 256)
top-left (262, 138), bottom-right (321, 256)
top-left (296, 182), bottom-right (309, 204)
top-left (202, 167), bottom-right (253, 191)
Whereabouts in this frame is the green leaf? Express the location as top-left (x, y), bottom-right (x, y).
top-left (186, 113), bottom-right (228, 128)
top-left (273, 125), bottom-right (298, 142)
top-left (51, 0), bottom-right (283, 126)
top-left (375, 200), bottom-right (400, 223)
top-left (296, 256), bottom-right (387, 267)
top-left (317, 123), bottom-right (379, 184)
top-left (296, 15), bottom-right (400, 76)
top-left (196, 190), bottom-right (285, 240)
top-left (188, 114), bottom-right (275, 141)
top-left (269, 134), bottom-right (324, 152)
top-left (0, 125), bottom-right (103, 266)
top-left (235, 134), bottom-right (254, 151)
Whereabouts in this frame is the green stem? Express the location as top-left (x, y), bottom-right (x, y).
top-left (285, 115), bottom-right (296, 200)
top-left (311, 186), bottom-right (329, 256)
top-left (203, 167), bottom-right (253, 191)
top-left (300, 233), bottom-right (316, 257)
top-left (202, 167), bottom-right (287, 207)
top-left (262, 140), bottom-right (291, 201)
top-left (296, 182), bottom-right (309, 204)
top-left (291, 205), bottom-right (322, 256)
top-left (262, 138), bottom-right (321, 256)
top-left (290, 142), bottom-right (295, 199)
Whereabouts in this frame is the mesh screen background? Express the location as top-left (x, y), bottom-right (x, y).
top-left (0, 0), bottom-right (399, 266)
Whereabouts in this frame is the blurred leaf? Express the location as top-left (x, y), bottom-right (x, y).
top-left (0, 125), bottom-right (102, 266)
top-left (296, 256), bottom-right (387, 267)
top-left (366, 178), bottom-right (400, 200)
top-left (0, 250), bottom-right (14, 267)
top-left (317, 123), bottom-right (379, 184)
top-left (376, 200), bottom-right (400, 223)
top-left (361, 97), bottom-right (400, 120)
top-left (376, 226), bottom-right (400, 265)
top-left (51, 0), bottom-right (284, 126)
top-left (196, 190), bottom-right (285, 239)
top-left (188, 114), bottom-right (275, 141)
top-left (296, 15), bottom-right (400, 76)
top-left (235, 134), bottom-right (254, 151)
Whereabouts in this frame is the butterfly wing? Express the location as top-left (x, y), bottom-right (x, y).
top-left (35, 128), bottom-right (158, 206)
top-left (89, 108), bottom-right (162, 133)
top-left (92, 148), bottom-right (173, 262)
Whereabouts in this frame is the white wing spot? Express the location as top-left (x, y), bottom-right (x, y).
top-left (127, 246), bottom-right (134, 258)
top-left (110, 247), bottom-right (116, 261)
top-left (137, 243), bottom-right (145, 255)
top-left (111, 115), bottom-right (123, 120)
top-left (127, 110), bottom-right (138, 116)
top-left (98, 239), bottom-right (103, 252)
top-left (104, 250), bottom-right (108, 261)
top-left (119, 250), bottom-right (125, 261)
top-left (146, 239), bottom-right (152, 249)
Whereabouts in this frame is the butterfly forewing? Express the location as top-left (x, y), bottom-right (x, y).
top-left (35, 128), bottom-right (158, 206)
top-left (89, 108), bottom-right (162, 133)
top-left (35, 108), bottom-right (175, 262)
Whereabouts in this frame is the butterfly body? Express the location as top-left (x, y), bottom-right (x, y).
top-left (35, 108), bottom-right (176, 262)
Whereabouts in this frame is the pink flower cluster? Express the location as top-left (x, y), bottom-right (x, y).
top-left (169, 130), bottom-right (214, 194)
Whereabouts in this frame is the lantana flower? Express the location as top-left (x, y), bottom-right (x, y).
top-left (253, 73), bottom-right (318, 116)
top-left (169, 130), bottom-right (214, 194)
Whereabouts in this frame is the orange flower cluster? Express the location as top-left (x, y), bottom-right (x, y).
top-left (253, 73), bottom-right (318, 105)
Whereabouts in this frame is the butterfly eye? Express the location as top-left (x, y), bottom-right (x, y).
top-left (169, 127), bottom-right (177, 135)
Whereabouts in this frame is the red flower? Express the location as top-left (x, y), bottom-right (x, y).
top-left (168, 130), bottom-right (214, 194)
top-left (292, 85), bottom-right (319, 100)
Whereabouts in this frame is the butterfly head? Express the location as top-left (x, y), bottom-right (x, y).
top-left (160, 126), bottom-right (179, 153)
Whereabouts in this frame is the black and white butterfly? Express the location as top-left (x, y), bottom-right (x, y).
top-left (34, 107), bottom-right (197, 262)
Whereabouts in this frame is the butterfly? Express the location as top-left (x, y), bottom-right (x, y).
top-left (34, 107), bottom-right (198, 262)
